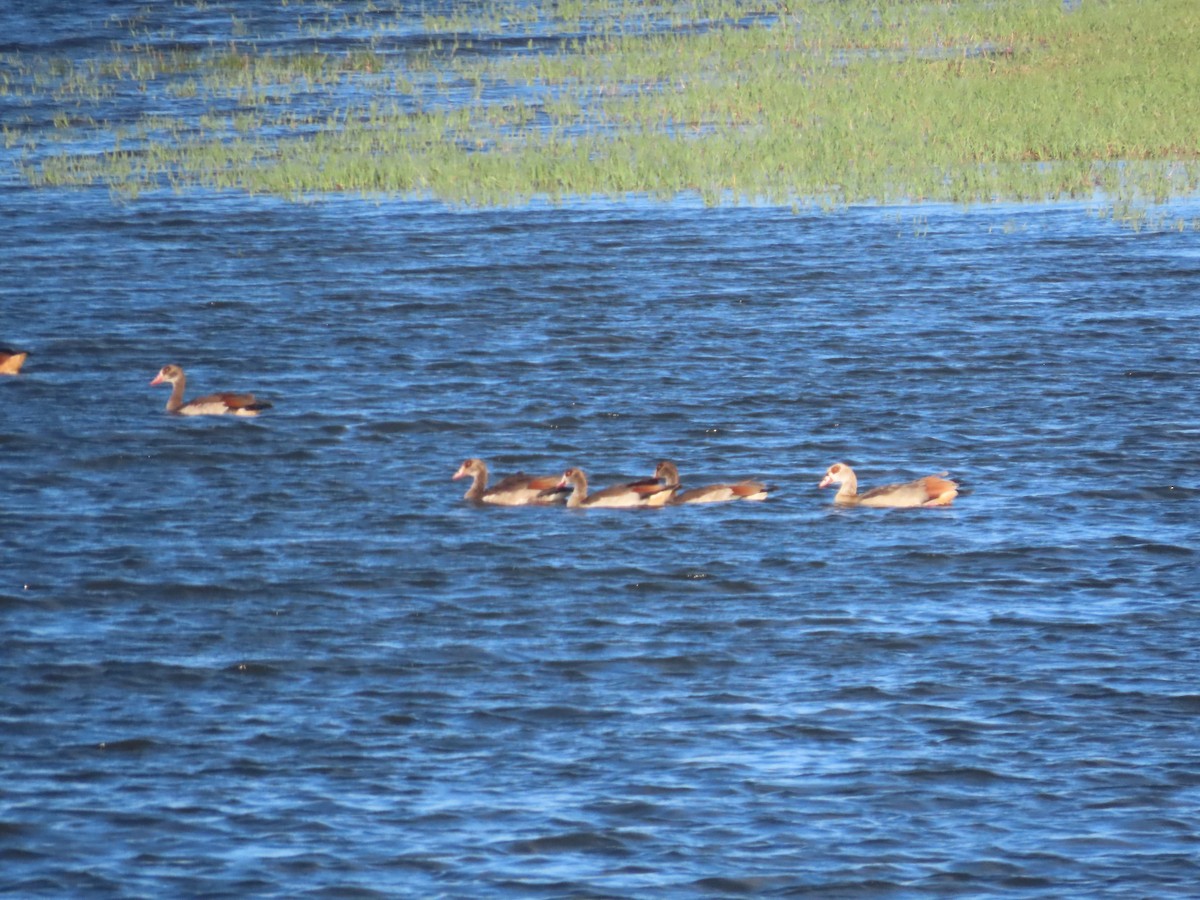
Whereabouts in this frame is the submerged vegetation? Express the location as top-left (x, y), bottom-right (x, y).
top-left (5, 0), bottom-right (1200, 215)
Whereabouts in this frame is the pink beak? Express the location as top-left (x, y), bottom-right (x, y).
top-left (818, 474), bottom-right (834, 488)
top-left (149, 373), bottom-right (165, 386)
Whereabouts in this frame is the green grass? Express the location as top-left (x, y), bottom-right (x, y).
top-left (10, 0), bottom-right (1200, 220)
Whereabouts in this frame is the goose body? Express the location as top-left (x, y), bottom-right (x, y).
top-left (150, 364), bottom-right (271, 416)
top-left (557, 467), bottom-right (675, 509)
top-left (818, 463), bottom-right (957, 508)
top-left (0, 348), bottom-right (28, 375)
top-left (654, 460), bottom-right (768, 504)
top-left (453, 458), bottom-right (566, 505)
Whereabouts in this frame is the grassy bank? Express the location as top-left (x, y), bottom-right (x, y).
top-left (10, 0), bottom-right (1200, 214)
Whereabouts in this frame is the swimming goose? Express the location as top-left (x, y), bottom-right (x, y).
top-left (453, 457), bottom-right (566, 505)
top-left (654, 460), bottom-right (768, 504)
top-left (0, 348), bottom-right (28, 375)
top-left (557, 467), bottom-right (675, 509)
top-left (150, 364), bottom-right (271, 416)
top-left (818, 462), bottom-right (958, 508)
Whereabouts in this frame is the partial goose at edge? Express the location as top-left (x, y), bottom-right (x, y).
top-left (0, 348), bottom-right (29, 375)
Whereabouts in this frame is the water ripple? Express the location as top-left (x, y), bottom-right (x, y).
top-left (3, 185), bottom-right (1200, 896)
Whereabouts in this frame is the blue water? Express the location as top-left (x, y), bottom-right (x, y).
top-left (4, 4), bottom-right (1200, 898)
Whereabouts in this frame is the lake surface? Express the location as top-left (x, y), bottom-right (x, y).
top-left (3, 4), bottom-right (1200, 899)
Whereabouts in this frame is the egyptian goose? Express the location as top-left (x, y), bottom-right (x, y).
top-left (150, 364), bottom-right (272, 416)
top-left (453, 457), bottom-right (566, 505)
top-left (557, 467), bottom-right (675, 509)
top-left (818, 462), bottom-right (958, 508)
top-left (0, 348), bottom-right (28, 375)
top-left (654, 460), bottom-right (768, 504)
